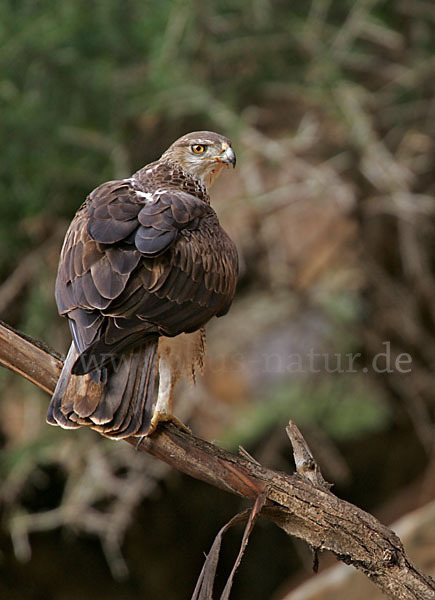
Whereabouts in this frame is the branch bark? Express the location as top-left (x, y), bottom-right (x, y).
top-left (0, 319), bottom-right (434, 600)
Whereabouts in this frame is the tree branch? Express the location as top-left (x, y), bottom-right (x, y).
top-left (0, 320), bottom-right (434, 599)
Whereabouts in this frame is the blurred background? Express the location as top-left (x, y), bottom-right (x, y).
top-left (0, 1), bottom-right (434, 598)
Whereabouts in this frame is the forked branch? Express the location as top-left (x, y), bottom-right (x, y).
top-left (0, 320), bottom-right (434, 600)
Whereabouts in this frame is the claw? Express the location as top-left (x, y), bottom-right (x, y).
top-left (135, 435), bottom-right (145, 449)
top-left (135, 412), bottom-right (190, 449)
top-left (147, 411), bottom-right (191, 436)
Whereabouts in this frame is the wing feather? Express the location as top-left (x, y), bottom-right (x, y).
top-left (56, 168), bottom-right (238, 370)
top-left (134, 228), bottom-right (177, 255)
top-left (105, 246), bottom-right (141, 275)
top-left (90, 255), bottom-right (128, 300)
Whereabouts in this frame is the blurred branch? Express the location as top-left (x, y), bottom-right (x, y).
top-left (0, 320), bottom-right (434, 600)
top-left (59, 127), bottom-right (131, 179)
top-left (0, 230), bottom-right (65, 316)
top-left (335, 83), bottom-right (413, 192)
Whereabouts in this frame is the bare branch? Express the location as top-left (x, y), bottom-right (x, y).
top-left (0, 320), bottom-right (62, 394)
top-left (0, 320), bottom-right (434, 600)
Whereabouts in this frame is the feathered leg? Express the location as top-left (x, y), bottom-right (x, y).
top-left (147, 354), bottom-right (191, 435)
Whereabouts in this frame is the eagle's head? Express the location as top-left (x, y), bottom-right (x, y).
top-left (161, 131), bottom-right (236, 188)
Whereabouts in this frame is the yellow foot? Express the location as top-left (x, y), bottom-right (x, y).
top-left (148, 411), bottom-right (191, 436)
top-left (135, 413), bottom-right (190, 449)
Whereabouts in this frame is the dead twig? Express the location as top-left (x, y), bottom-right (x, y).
top-left (0, 320), bottom-right (434, 599)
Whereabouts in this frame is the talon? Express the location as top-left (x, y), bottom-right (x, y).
top-left (148, 411), bottom-right (191, 436)
top-left (135, 435), bottom-right (145, 449)
top-left (170, 416), bottom-right (191, 435)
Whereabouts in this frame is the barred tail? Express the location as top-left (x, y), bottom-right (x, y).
top-left (47, 340), bottom-right (159, 438)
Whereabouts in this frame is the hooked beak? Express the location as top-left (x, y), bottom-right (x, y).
top-left (218, 146), bottom-right (236, 168)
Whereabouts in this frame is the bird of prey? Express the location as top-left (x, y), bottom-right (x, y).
top-left (47, 131), bottom-right (238, 438)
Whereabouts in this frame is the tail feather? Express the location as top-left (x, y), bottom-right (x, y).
top-left (94, 359), bottom-right (139, 432)
top-left (47, 339), bottom-right (159, 438)
top-left (47, 345), bottom-right (84, 429)
top-left (91, 343), bottom-right (158, 436)
top-left (89, 358), bottom-right (130, 425)
top-left (70, 330), bottom-right (154, 376)
top-left (111, 350), bottom-right (158, 437)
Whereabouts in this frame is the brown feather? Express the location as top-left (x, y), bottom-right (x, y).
top-left (90, 255), bottom-right (128, 299)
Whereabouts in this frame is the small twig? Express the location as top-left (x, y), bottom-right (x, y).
top-left (238, 445), bottom-right (261, 465)
top-left (286, 421), bottom-right (332, 490)
top-left (220, 492), bottom-right (267, 600)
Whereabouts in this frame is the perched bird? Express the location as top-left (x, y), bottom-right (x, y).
top-left (47, 131), bottom-right (238, 438)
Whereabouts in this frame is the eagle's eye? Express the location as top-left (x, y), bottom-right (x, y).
top-left (191, 144), bottom-right (207, 154)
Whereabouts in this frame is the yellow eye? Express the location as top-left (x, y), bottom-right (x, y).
top-left (191, 144), bottom-right (206, 154)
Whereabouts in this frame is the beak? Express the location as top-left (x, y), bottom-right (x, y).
top-left (218, 146), bottom-right (236, 168)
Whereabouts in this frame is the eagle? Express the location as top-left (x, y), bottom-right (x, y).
top-left (47, 131), bottom-right (238, 438)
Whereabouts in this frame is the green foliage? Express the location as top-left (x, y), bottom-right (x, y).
top-left (222, 375), bottom-right (391, 450)
top-left (0, 1), bottom-right (189, 271)
top-left (1, 0), bottom-right (434, 277)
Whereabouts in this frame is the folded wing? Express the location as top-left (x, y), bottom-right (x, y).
top-left (56, 177), bottom-right (238, 373)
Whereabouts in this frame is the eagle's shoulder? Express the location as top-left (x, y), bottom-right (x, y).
top-left (135, 160), bottom-right (210, 205)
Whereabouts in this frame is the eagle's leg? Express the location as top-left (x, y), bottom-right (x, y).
top-left (147, 356), bottom-right (191, 435)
